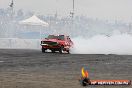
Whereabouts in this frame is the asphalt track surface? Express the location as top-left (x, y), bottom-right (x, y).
top-left (0, 49), bottom-right (132, 88)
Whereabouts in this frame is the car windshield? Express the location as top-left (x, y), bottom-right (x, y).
top-left (47, 35), bottom-right (64, 40)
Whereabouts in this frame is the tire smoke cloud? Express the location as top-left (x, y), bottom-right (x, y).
top-left (71, 34), bottom-right (132, 55)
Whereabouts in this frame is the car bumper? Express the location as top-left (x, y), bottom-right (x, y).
top-left (41, 44), bottom-right (61, 49)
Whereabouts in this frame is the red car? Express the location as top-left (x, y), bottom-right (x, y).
top-left (41, 35), bottom-right (73, 53)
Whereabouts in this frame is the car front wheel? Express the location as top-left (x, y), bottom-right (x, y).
top-left (59, 46), bottom-right (64, 54)
top-left (42, 48), bottom-right (46, 53)
top-left (51, 50), bottom-right (55, 53)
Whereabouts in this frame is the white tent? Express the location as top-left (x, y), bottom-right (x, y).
top-left (19, 15), bottom-right (49, 39)
top-left (19, 15), bottom-right (49, 27)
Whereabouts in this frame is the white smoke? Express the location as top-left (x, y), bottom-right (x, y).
top-left (1, 34), bottom-right (132, 55)
top-left (71, 34), bottom-right (132, 55)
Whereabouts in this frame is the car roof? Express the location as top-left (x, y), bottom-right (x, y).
top-left (49, 35), bottom-right (69, 37)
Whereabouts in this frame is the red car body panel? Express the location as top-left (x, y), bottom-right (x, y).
top-left (41, 35), bottom-right (73, 53)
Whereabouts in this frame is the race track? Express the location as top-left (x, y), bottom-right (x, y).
top-left (0, 49), bottom-right (132, 88)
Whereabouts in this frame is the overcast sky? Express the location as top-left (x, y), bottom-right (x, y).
top-left (1, 0), bottom-right (132, 22)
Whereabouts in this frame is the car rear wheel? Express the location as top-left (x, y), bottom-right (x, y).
top-left (67, 50), bottom-right (70, 54)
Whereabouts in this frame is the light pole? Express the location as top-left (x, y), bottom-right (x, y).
top-left (73, 0), bottom-right (74, 14)
top-left (70, 0), bottom-right (75, 18)
top-left (9, 0), bottom-right (14, 19)
top-left (72, 0), bottom-right (75, 18)
top-left (9, 0), bottom-right (14, 39)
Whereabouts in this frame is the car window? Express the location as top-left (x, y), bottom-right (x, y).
top-left (47, 35), bottom-right (64, 40)
top-left (47, 35), bottom-right (57, 39)
top-left (58, 35), bottom-right (64, 40)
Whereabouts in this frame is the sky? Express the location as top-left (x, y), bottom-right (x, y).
top-left (1, 0), bottom-right (132, 22)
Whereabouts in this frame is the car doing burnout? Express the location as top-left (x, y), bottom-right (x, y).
top-left (40, 35), bottom-right (73, 53)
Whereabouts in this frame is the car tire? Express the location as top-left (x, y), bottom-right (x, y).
top-left (67, 50), bottom-right (70, 54)
top-left (42, 48), bottom-right (46, 53)
top-left (59, 46), bottom-right (64, 54)
top-left (51, 50), bottom-right (55, 53)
